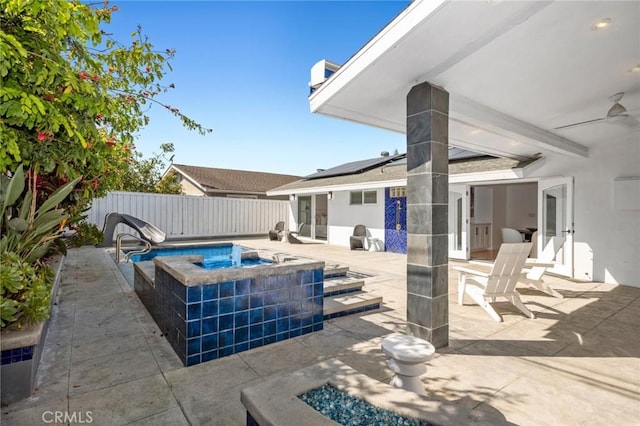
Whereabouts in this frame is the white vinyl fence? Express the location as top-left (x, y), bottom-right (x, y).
top-left (86, 191), bottom-right (289, 240)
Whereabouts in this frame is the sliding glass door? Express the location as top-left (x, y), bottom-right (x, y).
top-left (297, 196), bottom-right (312, 238)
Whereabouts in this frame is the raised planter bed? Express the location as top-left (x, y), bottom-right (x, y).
top-left (0, 255), bottom-right (64, 405)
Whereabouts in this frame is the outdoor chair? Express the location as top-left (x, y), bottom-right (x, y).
top-left (529, 231), bottom-right (538, 257)
top-left (501, 227), bottom-right (524, 243)
top-left (455, 242), bottom-right (534, 322)
top-left (286, 223), bottom-right (305, 244)
top-left (350, 224), bottom-right (367, 250)
top-left (269, 221), bottom-right (285, 241)
top-left (521, 236), bottom-right (564, 298)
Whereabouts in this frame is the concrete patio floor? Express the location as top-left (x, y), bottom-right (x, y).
top-left (2, 239), bottom-right (638, 425)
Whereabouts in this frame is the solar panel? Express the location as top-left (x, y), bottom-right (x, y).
top-left (303, 148), bottom-right (489, 180)
top-left (304, 154), bottom-right (405, 180)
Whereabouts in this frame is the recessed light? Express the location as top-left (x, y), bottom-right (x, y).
top-left (630, 64), bottom-right (640, 73)
top-left (591, 18), bottom-right (611, 31)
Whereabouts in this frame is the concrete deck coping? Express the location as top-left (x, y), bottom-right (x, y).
top-left (153, 246), bottom-right (324, 286)
top-left (241, 358), bottom-right (472, 426)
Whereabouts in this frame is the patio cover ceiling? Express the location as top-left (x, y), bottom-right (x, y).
top-left (309, 0), bottom-right (640, 161)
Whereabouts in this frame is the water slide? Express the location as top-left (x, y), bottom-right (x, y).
top-left (100, 212), bottom-right (166, 247)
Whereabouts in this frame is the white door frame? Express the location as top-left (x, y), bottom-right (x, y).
top-left (449, 184), bottom-right (470, 260)
top-left (537, 176), bottom-right (574, 278)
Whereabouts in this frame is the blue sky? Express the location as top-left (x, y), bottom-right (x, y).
top-left (107, 1), bottom-right (410, 177)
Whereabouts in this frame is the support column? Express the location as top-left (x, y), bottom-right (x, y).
top-left (405, 82), bottom-right (449, 348)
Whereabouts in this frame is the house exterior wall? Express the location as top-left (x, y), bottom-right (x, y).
top-left (180, 179), bottom-right (205, 196)
top-left (282, 137), bottom-right (638, 286)
top-left (529, 137), bottom-right (640, 287)
top-left (326, 189), bottom-right (385, 248)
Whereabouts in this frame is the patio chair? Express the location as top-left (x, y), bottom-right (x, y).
top-left (501, 227), bottom-right (523, 243)
top-left (529, 230), bottom-right (538, 257)
top-left (521, 236), bottom-right (564, 298)
top-left (269, 221), bottom-right (285, 241)
top-left (349, 224), bottom-right (367, 250)
top-left (286, 223), bottom-right (305, 244)
top-left (455, 242), bottom-right (534, 322)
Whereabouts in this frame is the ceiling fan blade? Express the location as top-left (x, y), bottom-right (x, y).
top-left (608, 114), bottom-right (640, 128)
top-left (554, 117), bottom-right (606, 130)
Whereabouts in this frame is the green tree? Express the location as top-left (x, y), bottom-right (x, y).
top-left (0, 0), bottom-right (211, 211)
top-left (0, 0), bottom-right (210, 328)
top-left (118, 142), bottom-right (182, 194)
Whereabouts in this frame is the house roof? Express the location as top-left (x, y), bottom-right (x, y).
top-left (170, 164), bottom-right (300, 194)
top-left (268, 154), bottom-right (539, 195)
top-left (308, 1), bottom-right (639, 160)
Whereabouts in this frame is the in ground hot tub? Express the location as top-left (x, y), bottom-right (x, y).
top-left (133, 245), bottom-right (324, 366)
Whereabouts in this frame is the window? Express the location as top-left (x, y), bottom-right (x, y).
top-left (390, 187), bottom-right (406, 198)
top-left (350, 190), bottom-right (377, 205)
top-left (363, 191), bottom-right (377, 204)
top-left (350, 191), bottom-right (362, 205)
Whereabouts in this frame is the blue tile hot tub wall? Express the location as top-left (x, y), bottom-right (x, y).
top-left (136, 267), bottom-right (324, 366)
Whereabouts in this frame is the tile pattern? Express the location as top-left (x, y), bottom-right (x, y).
top-left (406, 82), bottom-right (450, 348)
top-left (135, 267), bottom-right (324, 367)
top-left (324, 303), bottom-right (381, 320)
top-left (384, 187), bottom-right (407, 254)
top-left (323, 287), bottom-right (362, 297)
top-left (0, 346), bottom-right (34, 365)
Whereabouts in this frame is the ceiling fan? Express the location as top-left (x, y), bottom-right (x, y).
top-left (555, 92), bottom-right (640, 130)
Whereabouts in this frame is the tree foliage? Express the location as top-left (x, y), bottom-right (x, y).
top-left (0, 0), bottom-right (210, 206)
top-left (0, 0), bottom-right (210, 328)
top-left (117, 142), bottom-right (182, 194)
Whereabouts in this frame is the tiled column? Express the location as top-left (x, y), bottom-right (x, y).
top-left (406, 82), bottom-right (449, 348)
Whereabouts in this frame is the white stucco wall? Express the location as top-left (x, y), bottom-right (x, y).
top-left (530, 137), bottom-right (640, 286)
top-left (180, 178), bottom-right (205, 196)
top-left (326, 189), bottom-right (385, 248)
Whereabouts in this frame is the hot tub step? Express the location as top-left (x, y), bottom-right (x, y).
top-left (323, 277), bottom-right (364, 297)
top-left (323, 265), bottom-right (349, 278)
top-left (323, 293), bottom-right (383, 319)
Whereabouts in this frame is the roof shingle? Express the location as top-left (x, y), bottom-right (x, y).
top-left (172, 164), bottom-right (300, 193)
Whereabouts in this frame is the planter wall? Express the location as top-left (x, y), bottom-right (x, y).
top-left (0, 255), bottom-right (64, 405)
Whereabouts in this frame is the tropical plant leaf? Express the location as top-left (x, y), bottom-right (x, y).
top-left (36, 176), bottom-right (81, 215)
top-left (0, 165), bottom-right (24, 212)
top-left (7, 217), bottom-right (28, 232)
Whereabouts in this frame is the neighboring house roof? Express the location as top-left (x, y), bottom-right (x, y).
top-left (169, 164), bottom-right (300, 194)
top-left (268, 153), bottom-right (540, 195)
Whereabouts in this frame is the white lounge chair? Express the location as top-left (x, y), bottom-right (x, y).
top-left (521, 236), bottom-right (564, 298)
top-left (455, 242), bottom-right (534, 322)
